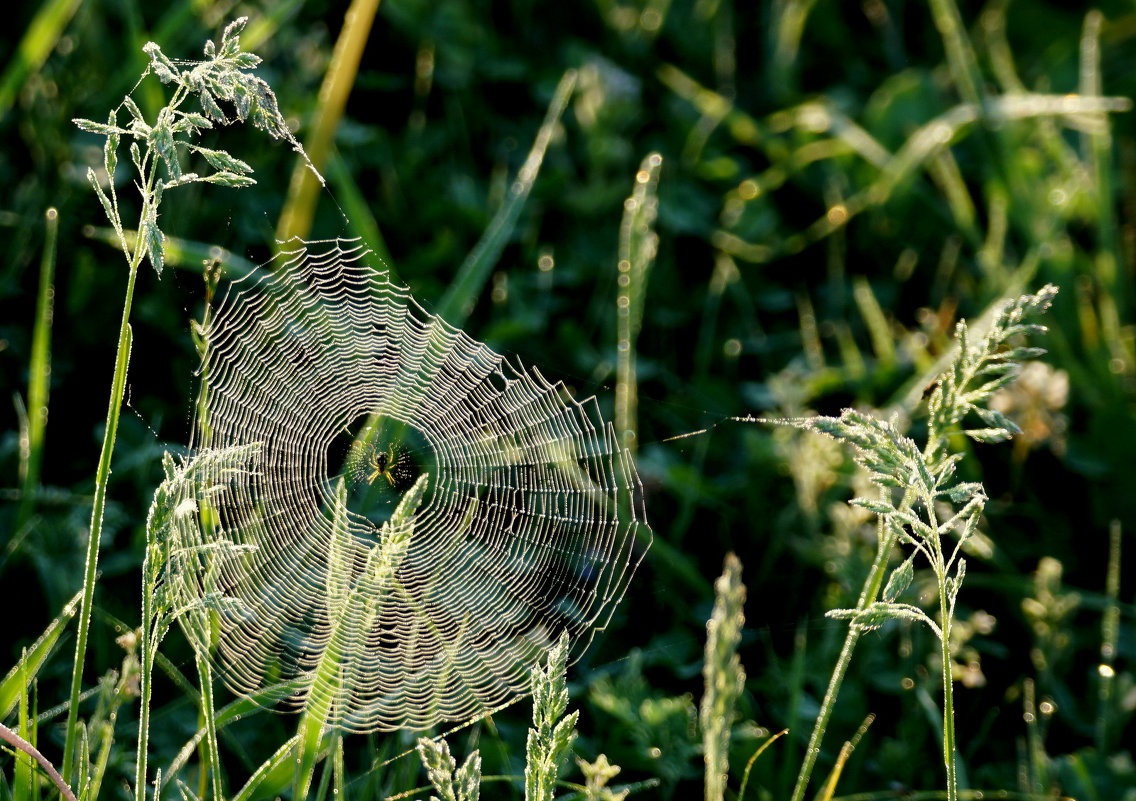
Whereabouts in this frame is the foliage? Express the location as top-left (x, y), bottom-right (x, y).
top-left (524, 633), bottom-right (579, 801)
top-left (416, 737), bottom-right (482, 801)
top-left (2, 1), bottom-right (1135, 800)
top-left (779, 284), bottom-right (1057, 801)
top-left (700, 553), bottom-right (745, 801)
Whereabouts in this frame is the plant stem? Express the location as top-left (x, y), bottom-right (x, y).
top-left (136, 548), bottom-right (155, 801)
top-left (788, 509), bottom-right (901, 801)
top-left (0, 722), bottom-right (79, 801)
top-left (16, 207), bottom-right (59, 533)
top-left (197, 653), bottom-right (224, 801)
top-left (938, 579), bottom-right (958, 801)
top-left (62, 238), bottom-right (143, 784)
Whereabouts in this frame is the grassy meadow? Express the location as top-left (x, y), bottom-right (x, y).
top-left (1, 1), bottom-right (1134, 799)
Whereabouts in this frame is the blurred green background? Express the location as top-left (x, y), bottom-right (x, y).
top-left (2, 0), bottom-right (1134, 798)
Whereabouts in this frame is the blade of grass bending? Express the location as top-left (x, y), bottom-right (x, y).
top-left (795, 94), bottom-right (1129, 248)
top-left (232, 736), bottom-right (301, 801)
top-left (0, 0), bottom-right (82, 122)
top-left (63, 258), bottom-right (140, 784)
top-left (0, 597), bottom-right (81, 722)
top-left (15, 209), bottom-right (59, 536)
top-left (851, 276), bottom-right (895, 370)
top-left (737, 729), bottom-right (786, 801)
top-left (768, 0), bottom-right (818, 102)
top-left (275, 0), bottom-right (381, 244)
top-left (815, 715), bottom-right (873, 801)
top-left (615, 153), bottom-right (662, 455)
top-left (350, 69), bottom-right (577, 456)
top-left (435, 69), bottom-right (577, 327)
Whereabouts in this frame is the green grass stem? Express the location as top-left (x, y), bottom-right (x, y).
top-left (615, 152), bottom-right (662, 455)
top-left (62, 249), bottom-right (140, 784)
top-left (194, 652), bottom-right (224, 801)
top-left (1080, 11), bottom-right (1126, 328)
top-left (15, 208), bottom-right (59, 536)
top-left (701, 554), bottom-right (746, 801)
top-left (0, 598), bottom-right (81, 721)
top-left (786, 543), bottom-right (884, 801)
top-left (136, 522), bottom-right (157, 801)
top-left (768, 0), bottom-right (818, 102)
top-left (936, 563), bottom-right (959, 801)
top-left (1096, 520), bottom-right (1121, 751)
top-left (927, 0), bottom-right (983, 107)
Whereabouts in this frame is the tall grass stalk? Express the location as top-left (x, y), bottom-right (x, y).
top-left (15, 208), bottom-right (58, 537)
top-left (351, 68), bottom-right (577, 458)
top-left (524, 633), bottom-right (578, 801)
top-left (194, 650), bottom-right (224, 801)
top-left (927, 0), bottom-right (983, 107)
top-left (69, 17), bottom-right (315, 790)
top-left (615, 153), bottom-right (662, 455)
top-left (786, 285), bottom-right (1058, 801)
top-left (61, 223), bottom-right (140, 784)
top-left (1096, 520), bottom-right (1121, 751)
top-left (701, 553), bottom-right (745, 801)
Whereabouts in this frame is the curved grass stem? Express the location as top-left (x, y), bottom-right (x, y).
top-left (788, 509), bottom-right (902, 801)
top-left (62, 244), bottom-right (142, 783)
top-left (938, 579), bottom-right (958, 801)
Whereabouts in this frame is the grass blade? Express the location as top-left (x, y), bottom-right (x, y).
top-left (615, 153), bottom-right (662, 455)
top-left (435, 69), bottom-right (577, 327)
top-left (0, 590), bottom-right (81, 719)
top-left (15, 209), bottom-right (59, 535)
top-left (231, 736), bottom-right (301, 801)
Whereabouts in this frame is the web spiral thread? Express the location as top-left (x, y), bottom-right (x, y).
top-left (164, 238), bottom-right (650, 733)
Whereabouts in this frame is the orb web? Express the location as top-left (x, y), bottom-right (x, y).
top-left (166, 238), bottom-right (650, 733)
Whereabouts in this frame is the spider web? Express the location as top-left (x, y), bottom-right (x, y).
top-left (163, 238), bottom-right (650, 733)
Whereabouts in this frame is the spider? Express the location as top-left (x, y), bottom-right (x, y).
top-left (348, 442), bottom-right (411, 489)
